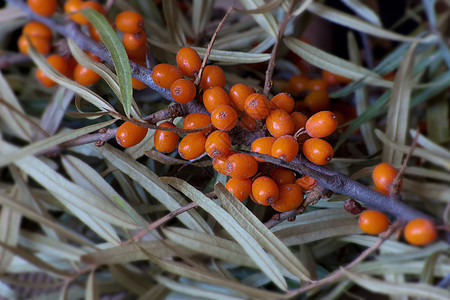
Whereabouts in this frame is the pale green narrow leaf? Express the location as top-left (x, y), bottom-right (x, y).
top-left (163, 177), bottom-right (288, 291)
top-left (340, 0), bottom-right (382, 26)
top-left (342, 268), bottom-right (450, 300)
top-left (0, 200), bottom-right (21, 273)
top-left (284, 37), bottom-right (391, 88)
top-left (162, 0), bottom-right (186, 45)
top-left (421, 250), bottom-right (447, 284)
top-left (426, 98), bottom-right (449, 144)
top-left (0, 119), bottom-right (116, 168)
top-left (235, 0), bottom-right (284, 14)
top-left (382, 42), bottom-right (418, 165)
top-left (81, 8), bottom-right (133, 117)
top-left (291, 0), bottom-right (314, 17)
top-left (215, 183), bottom-right (311, 281)
top-left (192, 0), bottom-right (214, 35)
top-left (410, 129), bottom-right (450, 158)
top-left (239, 0), bottom-right (279, 37)
top-left (109, 265), bottom-right (149, 295)
top-left (98, 144), bottom-right (212, 234)
top-left (307, 3), bottom-right (434, 43)
top-left (0, 71), bottom-right (34, 141)
top-left (162, 227), bottom-right (256, 268)
top-left (85, 270), bottom-right (99, 300)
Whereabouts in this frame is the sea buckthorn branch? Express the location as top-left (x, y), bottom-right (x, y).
top-left (0, 53), bottom-right (30, 69)
top-left (7, 0), bottom-right (173, 101)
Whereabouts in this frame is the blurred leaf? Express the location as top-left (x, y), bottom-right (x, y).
top-left (81, 8), bottom-right (133, 117)
top-left (163, 177), bottom-right (288, 291)
top-left (85, 270), bottom-right (99, 300)
top-left (0, 119), bottom-right (116, 168)
top-left (215, 183), bottom-right (311, 282)
top-left (410, 129), bottom-right (450, 158)
top-left (421, 250), bottom-right (447, 284)
top-left (342, 268), bottom-right (450, 299)
top-left (39, 87), bottom-right (74, 136)
top-left (98, 144), bottom-right (213, 233)
top-left (235, 0), bottom-right (284, 14)
top-left (162, 0), bottom-right (187, 45)
top-left (0, 194), bottom-right (21, 273)
top-left (382, 42), bottom-right (418, 165)
top-left (162, 227), bottom-right (256, 268)
top-left (307, 3), bottom-right (435, 43)
top-left (109, 265), bottom-right (149, 295)
top-left (192, 0), bottom-right (215, 36)
top-left (426, 98), bottom-right (449, 144)
top-left (340, 0), bottom-right (382, 26)
top-left (291, 0), bottom-right (315, 17)
top-left (284, 37), bottom-right (391, 87)
top-left (239, 0), bottom-right (279, 37)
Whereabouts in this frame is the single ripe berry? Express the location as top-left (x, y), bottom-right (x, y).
top-left (239, 114), bottom-right (257, 131)
top-left (176, 47), bottom-right (201, 78)
top-left (64, 0), bottom-right (85, 24)
top-left (271, 135), bottom-right (299, 162)
top-left (304, 90), bottom-right (330, 113)
top-left (358, 210), bottom-right (390, 235)
top-left (266, 109), bottom-right (295, 138)
top-left (205, 130), bottom-right (231, 158)
top-left (244, 93), bottom-right (271, 120)
top-left (183, 113), bottom-right (211, 135)
top-left (115, 11), bottom-right (145, 34)
top-left (229, 83), bottom-right (253, 111)
top-left (202, 87), bottom-right (230, 113)
top-left (403, 218), bottom-right (437, 246)
top-left (178, 132), bottom-right (206, 160)
top-left (152, 63), bottom-right (183, 89)
top-left (270, 167), bottom-right (296, 186)
top-left (27, 0), bottom-right (58, 17)
top-left (122, 30), bottom-right (147, 52)
top-left (170, 78), bottom-right (196, 103)
top-left (212, 150), bottom-right (236, 175)
top-left (295, 175), bottom-right (316, 191)
top-left (35, 55), bottom-right (70, 88)
top-left (73, 63), bottom-right (101, 86)
top-left (211, 105), bottom-right (238, 131)
top-left (302, 138), bottom-right (333, 165)
top-left (116, 121), bottom-right (148, 148)
top-left (372, 163), bottom-right (399, 195)
top-left (225, 177), bottom-right (252, 201)
top-left (17, 35), bottom-right (51, 55)
top-left (252, 176), bottom-right (279, 206)
top-left (154, 122), bottom-right (179, 153)
top-left (270, 93), bottom-right (294, 113)
top-left (226, 153), bottom-right (258, 179)
top-left (23, 21), bottom-right (53, 40)
top-left (307, 78), bottom-right (328, 91)
top-left (288, 74), bottom-right (309, 94)
top-left (271, 184), bottom-right (303, 212)
top-left (200, 65), bottom-right (225, 90)
top-left (132, 77), bottom-right (147, 90)
top-left (251, 137), bottom-right (275, 162)
top-left (305, 111), bottom-right (338, 138)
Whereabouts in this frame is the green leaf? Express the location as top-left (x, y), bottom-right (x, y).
top-left (192, 0), bottom-right (215, 36)
top-left (239, 0), bottom-right (279, 37)
top-left (215, 183), bottom-right (311, 282)
top-left (85, 270), bottom-right (98, 300)
top-left (81, 8), bottom-right (133, 117)
top-left (162, 177), bottom-right (288, 291)
top-left (340, 0), bottom-right (382, 26)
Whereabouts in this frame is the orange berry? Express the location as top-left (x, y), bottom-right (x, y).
top-left (271, 135), bottom-right (299, 162)
top-left (226, 177), bottom-right (252, 201)
top-left (244, 93), bottom-right (271, 120)
top-left (271, 184), bottom-right (303, 212)
top-left (295, 175), bottom-right (316, 191)
top-left (170, 78), bottom-right (196, 103)
top-left (372, 163), bottom-right (399, 195)
top-left (202, 86), bottom-right (230, 113)
top-left (302, 138), bottom-right (333, 165)
top-left (288, 74), bottom-right (309, 94)
top-left (307, 78), bottom-right (328, 91)
top-left (270, 167), bottom-right (296, 186)
top-left (122, 30), bottom-right (147, 52)
top-left (17, 35), bottom-right (51, 55)
top-left (64, 0), bottom-right (85, 24)
top-left (200, 65), bottom-right (225, 89)
top-left (251, 137), bottom-right (276, 162)
top-left (132, 77), bottom-right (147, 90)
top-left (358, 210), bottom-right (390, 235)
top-left (116, 121), bottom-right (148, 148)
top-left (152, 63), bottom-right (183, 89)
top-left (252, 176), bottom-right (279, 206)
top-left (153, 122), bottom-right (179, 153)
top-left (321, 69), bottom-right (352, 85)
top-left (229, 83), bottom-right (253, 111)
top-left (305, 111), bottom-right (338, 138)
top-left (403, 218), bottom-right (437, 246)
top-left (183, 113), bottom-right (211, 135)
top-left (304, 90), bottom-right (330, 113)
top-left (266, 109), bottom-right (295, 138)
top-left (22, 21), bottom-right (53, 40)
top-left (127, 46), bottom-right (147, 61)
top-left (205, 130), bottom-right (231, 158)
top-left (178, 132), bottom-right (206, 160)
top-left (35, 55), bottom-right (70, 88)
top-left (115, 11), bottom-right (145, 34)
top-left (211, 105), bottom-right (238, 131)
top-left (226, 153), bottom-right (258, 179)
top-left (270, 93), bottom-right (294, 113)
top-left (239, 114), bottom-right (257, 131)
top-left (291, 111), bottom-right (308, 131)
top-left (176, 47), bottom-right (202, 78)
top-left (212, 150), bottom-right (236, 175)
top-left (73, 63), bottom-right (101, 86)
top-left (27, 0), bottom-right (57, 17)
